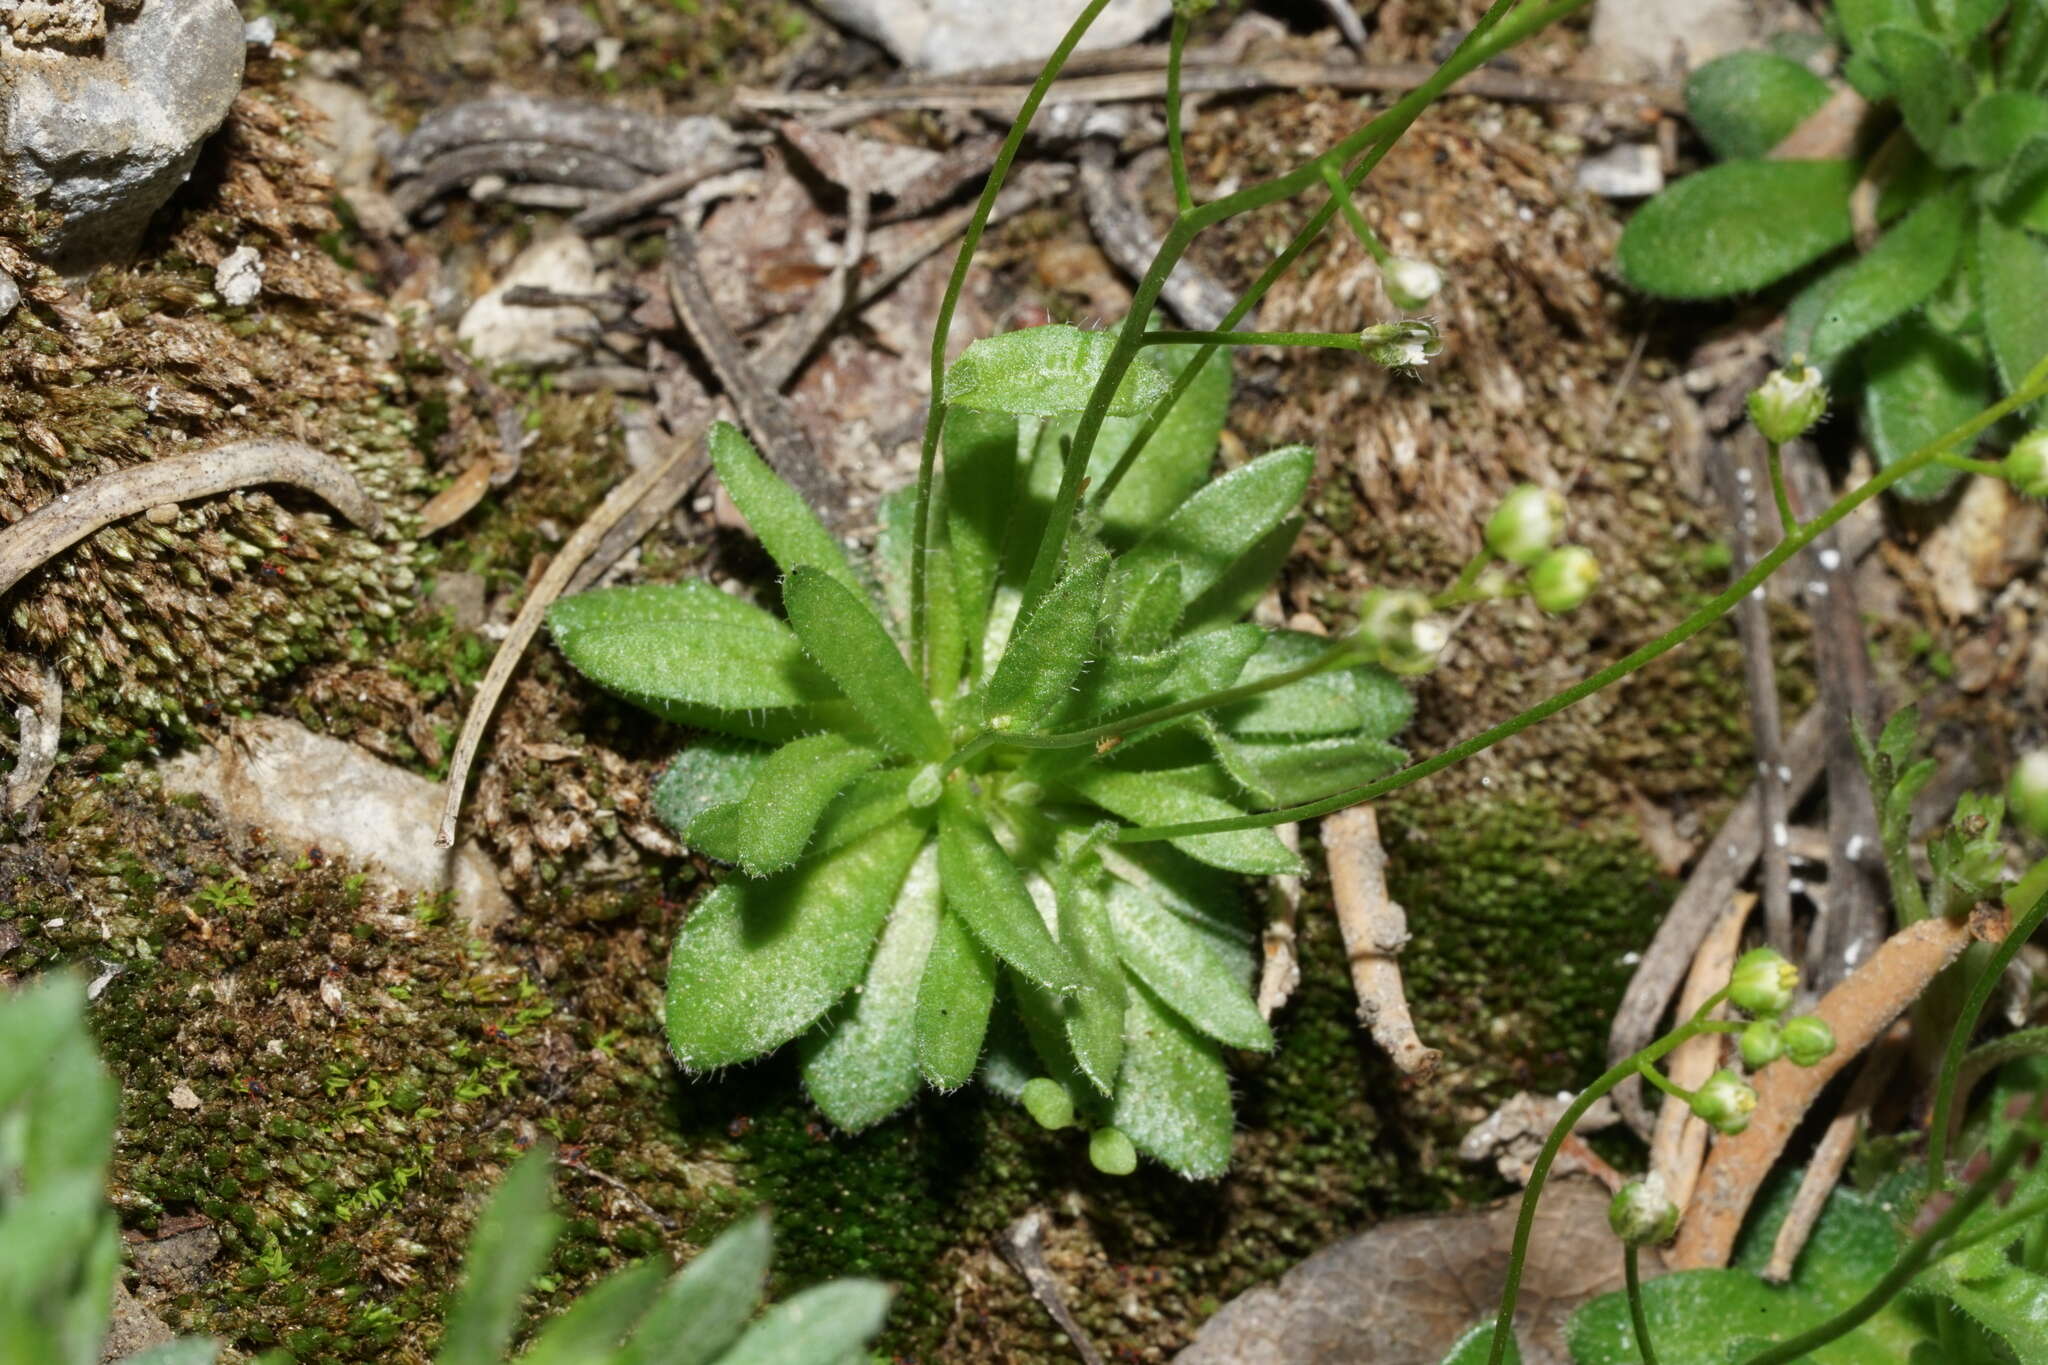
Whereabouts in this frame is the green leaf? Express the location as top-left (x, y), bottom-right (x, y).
top-left (1837, 0), bottom-right (1920, 55)
top-left (1862, 315), bottom-right (1991, 500)
top-left (800, 843), bottom-right (940, 1131)
top-left (721, 734), bottom-right (885, 877)
top-left (1111, 981), bottom-right (1235, 1178)
top-left (1439, 1322), bottom-right (1521, 1365)
top-left (1062, 765), bottom-right (1302, 875)
top-left (652, 739), bottom-right (770, 841)
top-left (869, 484), bottom-right (917, 633)
top-left (436, 1148), bottom-right (561, 1365)
top-left (1107, 880), bottom-right (1270, 1050)
top-left (1618, 160), bottom-right (1859, 298)
top-left (1976, 210), bottom-right (2048, 407)
top-left (943, 407), bottom-right (1021, 672)
top-left (1684, 51), bottom-right (1833, 160)
top-left (1873, 25), bottom-right (1969, 150)
top-left (980, 549), bottom-right (1105, 731)
top-left (516, 1259), bottom-right (666, 1365)
top-left (1927, 1267), bottom-right (2048, 1365)
top-left (944, 324), bottom-right (1171, 417)
top-left (1076, 623), bottom-right (1262, 724)
top-left (717, 1280), bottom-right (893, 1365)
top-left (1220, 632), bottom-right (1413, 740)
top-left (936, 791), bottom-right (1081, 993)
top-left (1946, 91), bottom-right (2048, 168)
top-left (783, 566), bottom-right (947, 761)
top-left (1203, 721), bottom-right (1407, 806)
top-left (1180, 512), bottom-right (1302, 636)
top-left (548, 583), bottom-right (833, 714)
top-left (809, 769), bottom-right (919, 860)
top-left (1053, 865), bottom-right (1127, 1095)
top-left (1808, 185), bottom-right (1968, 371)
top-left (665, 822), bottom-right (925, 1070)
top-left (914, 909), bottom-right (998, 1090)
top-left (1114, 445), bottom-right (1314, 608)
top-left (1108, 563), bottom-right (1183, 655)
top-left (707, 421), bottom-right (862, 594)
top-left (614, 1213), bottom-right (770, 1365)
top-left (2007, 0), bottom-right (2048, 90)
top-left (1931, 0), bottom-right (2008, 44)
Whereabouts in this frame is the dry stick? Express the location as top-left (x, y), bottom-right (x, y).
top-left (1316, 0), bottom-right (1369, 52)
top-left (1256, 821), bottom-right (1304, 1019)
top-left (435, 440), bottom-right (697, 847)
top-left (0, 438), bottom-right (383, 599)
top-left (1078, 144), bottom-right (1235, 331)
top-left (5, 659), bottom-right (60, 813)
top-left (1669, 905), bottom-right (2008, 1269)
top-left (1651, 894), bottom-right (1753, 1212)
top-left (565, 399), bottom-right (710, 598)
top-left (1762, 1022), bottom-right (1909, 1283)
top-left (1324, 804), bottom-right (1441, 1077)
top-left (1609, 705), bottom-right (1828, 1139)
top-left (568, 152), bottom-right (757, 235)
top-left (1709, 431), bottom-right (1795, 959)
top-left (998, 1211), bottom-right (1108, 1365)
top-left (735, 60), bottom-right (1682, 117)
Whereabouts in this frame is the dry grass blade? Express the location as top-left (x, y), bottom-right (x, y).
top-left (1324, 804), bottom-right (1440, 1078)
top-left (1762, 1023), bottom-right (1907, 1282)
top-left (1651, 894), bottom-right (1752, 1212)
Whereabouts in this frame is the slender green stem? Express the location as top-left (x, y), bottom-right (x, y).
top-left (1926, 882), bottom-right (2048, 1190)
top-left (1624, 1245), bottom-right (1661, 1365)
top-left (1953, 1027), bottom-right (2048, 1119)
top-left (1166, 7), bottom-right (1194, 214)
top-left (1764, 440), bottom-right (1797, 534)
top-left (1738, 1129), bottom-right (2033, 1365)
top-left (1636, 1060), bottom-right (1691, 1103)
top-left (1937, 1188), bottom-right (2048, 1261)
top-left (1486, 1020), bottom-right (1711, 1365)
top-left (1434, 547), bottom-right (1498, 608)
top-left (907, 0), bottom-right (1113, 683)
top-left (1937, 453), bottom-right (2009, 478)
top-left (1143, 328), bottom-right (1363, 350)
top-left (1025, 0), bottom-right (1585, 616)
top-left (1113, 360), bottom-right (2048, 845)
top-left (1318, 158), bottom-right (1394, 267)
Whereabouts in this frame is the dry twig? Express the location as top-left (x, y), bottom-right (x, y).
top-left (1079, 144), bottom-right (1235, 330)
top-left (1670, 905), bottom-right (2008, 1269)
top-left (997, 1211), bottom-right (1107, 1365)
top-left (1651, 894), bottom-right (1752, 1212)
top-left (1324, 804), bottom-right (1440, 1078)
top-left (1257, 822), bottom-right (1304, 1019)
top-left (1763, 1023), bottom-right (1908, 1282)
top-left (5, 659), bottom-right (61, 814)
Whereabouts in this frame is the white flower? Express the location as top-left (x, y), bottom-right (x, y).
top-left (1361, 319), bottom-right (1443, 373)
top-left (1385, 256), bottom-right (1443, 310)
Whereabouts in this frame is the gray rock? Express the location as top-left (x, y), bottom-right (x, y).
top-left (457, 230), bottom-right (610, 368)
top-left (1583, 0), bottom-right (1760, 82)
top-left (809, 0), bottom-right (1171, 74)
top-left (212, 243), bottom-right (261, 306)
top-left (0, 272), bottom-right (19, 323)
top-left (1576, 142), bottom-right (1664, 198)
top-left (1, 0), bottom-right (245, 271)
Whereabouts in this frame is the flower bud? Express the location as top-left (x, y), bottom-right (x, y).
top-left (1729, 946), bottom-right (1798, 1016)
top-left (1021, 1077), bottom-right (1074, 1130)
top-left (1089, 1126), bottom-right (1138, 1175)
top-left (1361, 318), bottom-right (1443, 372)
top-left (1473, 565), bottom-right (1514, 599)
top-left (907, 762), bottom-right (944, 809)
top-left (1385, 256), bottom-right (1444, 310)
top-left (1608, 1176), bottom-right (1681, 1246)
top-left (1747, 362), bottom-right (1828, 444)
top-left (1484, 484), bottom-right (1566, 566)
top-left (2004, 430), bottom-right (2048, 499)
top-left (1357, 587), bottom-right (1447, 676)
top-left (1781, 1015), bottom-right (1837, 1068)
top-left (1689, 1068), bottom-right (1759, 1135)
top-left (1528, 546), bottom-right (1599, 614)
top-left (1738, 1019), bottom-right (1784, 1070)
top-left (2010, 750), bottom-right (2048, 841)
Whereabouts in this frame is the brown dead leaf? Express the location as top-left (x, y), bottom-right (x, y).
top-left (418, 458), bottom-right (494, 535)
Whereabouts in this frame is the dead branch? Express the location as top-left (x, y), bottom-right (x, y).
top-left (0, 439), bottom-right (382, 601)
top-left (568, 152), bottom-right (759, 235)
top-left (1257, 821), bottom-right (1304, 1019)
top-left (1670, 906), bottom-right (2008, 1269)
top-left (5, 658), bottom-right (61, 813)
top-left (998, 1211), bottom-right (1107, 1365)
top-left (1763, 1023), bottom-right (1907, 1282)
top-left (1079, 144), bottom-right (1235, 330)
top-left (1315, 0), bottom-right (1368, 52)
top-left (1324, 804), bottom-right (1440, 1078)
top-left (1651, 894), bottom-right (1752, 1212)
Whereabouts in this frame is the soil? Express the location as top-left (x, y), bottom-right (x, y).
top-left (4, 3), bottom-right (2042, 1363)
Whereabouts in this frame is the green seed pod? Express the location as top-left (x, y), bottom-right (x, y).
top-left (1781, 1015), bottom-right (1837, 1068)
top-left (1089, 1126), bottom-right (1138, 1176)
top-left (1357, 587), bottom-right (1447, 676)
top-left (1385, 257), bottom-right (1444, 311)
top-left (1607, 1177), bottom-right (1681, 1246)
top-left (1729, 946), bottom-right (1798, 1016)
top-left (1747, 362), bottom-right (1827, 444)
top-left (1738, 1019), bottom-right (1784, 1070)
top-left (1528, 545), bottom-right (1599, 614)
top-left (1689, 1068), bottom-right (1759, 1136)
top-left (1021, 1078), bottom-right (1074, 1131)
top-left (1484, 484), bottom-right (1566, 566)
top-left (1360, 318), bottom-right (1442, 372)
top-left (2006, 431), bottom-right (2048, 499)
top-left (2009, 750), bottom-right (2048, 841)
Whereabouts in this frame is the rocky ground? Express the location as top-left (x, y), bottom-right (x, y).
top-left (3, 2), bottom-right (2044, 1363)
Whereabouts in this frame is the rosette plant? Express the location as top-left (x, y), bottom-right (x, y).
top-left (1618, 0), bottom-right (2048, 497)
top-left (548, 327), bottom-right (1419, 1177)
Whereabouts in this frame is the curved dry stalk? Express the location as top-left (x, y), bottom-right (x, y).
top-left (1650, 893), bottom-right (1751, 1211)
top-left (0, 438), bottom-right (383, 599)
top-left (1324, 803), bottom-right (1440, 1078)
top-left (5, 658), bottom-right (61, 812)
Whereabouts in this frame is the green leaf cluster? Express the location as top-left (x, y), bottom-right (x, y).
top-left (436, 1148), bottom-right (889, 1365)
top-left (548, 329), bottom-right (1415, 1176)
top-left (0, 976), bottom-right (218, 1365)
top-left (1617, 3), bottom-right (2048, 497)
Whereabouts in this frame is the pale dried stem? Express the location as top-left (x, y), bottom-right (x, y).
top-left (5, 659), bottom-right (61, 813)
top-left (998, 1211), bottom-right (1107, 1365)
top-left (1763, 1022), bottom-right (1908, 1283)
top-left (1257, 821), bottom-right (1303, 1019)
top-left (1324, 804), bottom-right (1440, 1078)
top-left (1670, 908), bottom-right (2006, 1269)
top-left (1652, 893), bottom-right (1753, 1212)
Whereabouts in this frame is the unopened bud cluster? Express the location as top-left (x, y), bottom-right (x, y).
top-left (1670, 947), bottom-right (1835, 1137)
top-left (1608, 1176), bottom-right (1681, 1246)
top-left (1470, 484), bottom-right (1600, 615)
top-left (2005, 430), bottom-right (2048, 499)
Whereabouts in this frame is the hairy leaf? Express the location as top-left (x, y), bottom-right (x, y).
top-left (1873, 24), bottom-right (1969, 151)
top-left (1055, 867), bottom-right (1128, 1094)
top-left (1115, 445), bottom-right (1314, 607)
top-left (1182, 513), bottom-right (1303, 636)
top-left (914, 909), bottom-right (999, 1090)
top-left (651, 739), bottom-right (770, 841)
top-left (1685, 51), bottom-right (1833, 160)
top-left (613, 1213), bottom-right (770, 1365)
top-left (1111, 981), bottom-right (1235, 1178)
top-left (1108, 882), bottom-right (1270, 1050)
top-left (1976, 210), bottom-right (2048, 406)
top-left (937, 793), bottom-right (1081, 992)
top-left (981, 550), bottom-right (1106, 730)
top-left (1618, 160), bottom-right (1859, 298)
top-left (707, 421), bottom-right (862, 594)
top-left (943, 407), bottom-right (1021, 671)
top-left (516, 1260), bottom-right (666, 1365)
top-left (944, 324), bottom-right (1171, 417)
top-left (665, 822), bottom-right (924, 1070)
top-left (1221, 632), bottom-right (1413, 740)
top-left (1440, 1323), bottom-right (1522, 1365)
top-left (1946, 91), bottom-right (2048, 168)
top-left (549, 582), bottom-right (833, 714)
top-left (1809, 185), bottom-right (1967, 371)
top-left (1862, 316), bottom-right (1990, 500)
top-left (436, 1149), bottom-right (562, 1365)
top-left (718, 1280), bottom-right (893, 1365)
top-left (783, 566), bottom-right (948, 761)
top-left (724, 734), bottom-right (884, 877)
top-left (1063, 765), bottom-right (1302, 875)
top-left (800, 844), bottom-right (940, 1130)
top-left (1204, 721), bottom-right (1407, 807)
top-left (1109, 563), bottom-right (1184, 655)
